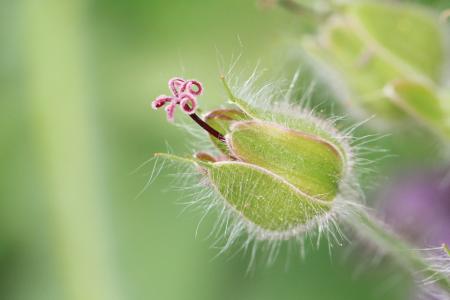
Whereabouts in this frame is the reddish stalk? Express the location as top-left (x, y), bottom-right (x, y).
top-left (189, 113), bottom-right (225, 142)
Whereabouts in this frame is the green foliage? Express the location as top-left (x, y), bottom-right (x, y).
top-left (302, 1), bottom-right (450, 139)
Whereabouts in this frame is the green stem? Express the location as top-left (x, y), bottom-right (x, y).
top-left (346, 209), bottom-right (450, 294)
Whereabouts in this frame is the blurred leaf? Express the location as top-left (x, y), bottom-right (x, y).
top-left (302, 19), bottom-right (407, 120)
top-left (386, 80), bottom-right (450, 139)
top-left (349, 2), bottom-right (445, 83)
top-left (301, 1), bottom-right (448, 131)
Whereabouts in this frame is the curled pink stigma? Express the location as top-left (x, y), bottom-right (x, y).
top-left (152, 77), bottom-right (225, 142)
top-left (152, 77), bottom-right (202, 122)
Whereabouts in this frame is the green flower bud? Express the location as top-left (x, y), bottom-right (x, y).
top-left (301, 1), bottom-right (450, 133)
top-left (153, 77), bottom-right (356, 240)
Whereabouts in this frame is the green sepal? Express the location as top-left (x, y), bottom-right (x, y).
top-left (221, 76), bottom-right (265, 119)
top-left (221, 77), bottom-right (349, 158)
top-left (227, 121), bottom-right (344, 201)
top-left (206, 161), bottom-right (331, 232)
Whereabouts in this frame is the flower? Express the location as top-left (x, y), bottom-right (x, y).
top-left (378, 168), bottom-right (450, 247)
top-left (152, 76), bottom-right (358, 241)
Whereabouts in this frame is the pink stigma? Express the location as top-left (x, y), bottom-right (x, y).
top-left (152, 77), bottom-right (225, 142)
top-left (152, 77), bottom-right (203, 122)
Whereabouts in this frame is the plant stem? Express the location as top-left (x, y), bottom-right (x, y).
top-left (346, 209), bottom-right (450, 294)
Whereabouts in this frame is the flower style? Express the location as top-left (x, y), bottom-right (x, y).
top-left (152, 77), bottom-right (203, 122)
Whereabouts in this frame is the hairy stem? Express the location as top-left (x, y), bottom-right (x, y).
top-left (346, 209), bottom-right (450, 294)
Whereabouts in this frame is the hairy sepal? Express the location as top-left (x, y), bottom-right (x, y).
top-left (206, 161), bottom-right (331, 235)
top-left (223, 77), bottom-right (350, 156)
top-left (227, 120), bottom-right (344, 201)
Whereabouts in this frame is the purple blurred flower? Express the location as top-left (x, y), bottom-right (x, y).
top-left (378, 168), bottom-right (450, 247)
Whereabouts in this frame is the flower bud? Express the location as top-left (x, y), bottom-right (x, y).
top-left (153, 77), bottom-right (355, 240)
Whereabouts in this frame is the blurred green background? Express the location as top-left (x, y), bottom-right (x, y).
top-left (1, 1), bottom-right (448, 300)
